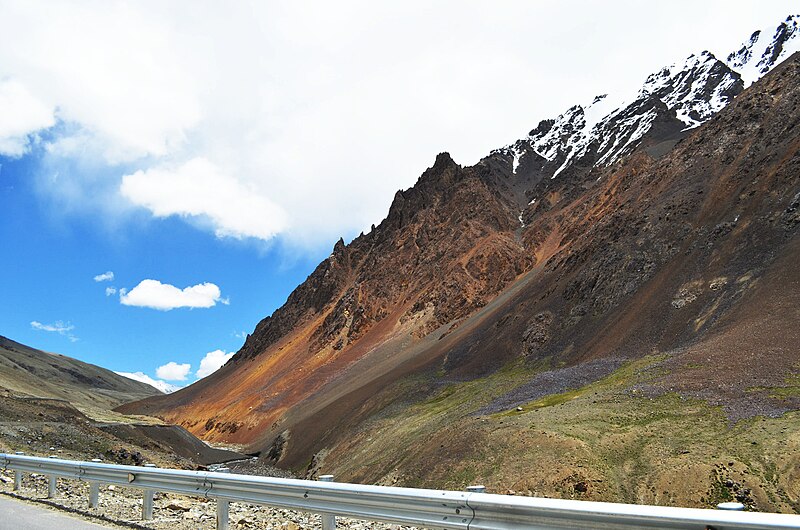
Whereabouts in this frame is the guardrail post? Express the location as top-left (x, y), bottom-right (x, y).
top-left (319, 474), bottom-right (336, 530)
top-left (217, 499), bottom-right (229, 530)
top-left (89, 459), bottom-right (102, 508)
top-left (142, 463), bottom-right (157, 520)
top-left (466, 485), bottom-right (487, 493)
top-left (89, 482), bottom-right (100, 508)
top-left (13, 452), bottom-right (24, 490)
top-left (142, 489), bottom-right (154, 520)
top-left (47, 455), bottom-right (57, 498)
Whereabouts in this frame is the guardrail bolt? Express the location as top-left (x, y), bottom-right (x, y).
top-left (319, 475), bottom-right (336, 530)
top-left (217, 498), bottom-right (230, 530)
top-left (717, 502), bottom-right (745, 511)
top-left (466, 485), bottom-right (486, 493)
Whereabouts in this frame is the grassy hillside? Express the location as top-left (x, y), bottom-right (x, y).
top-left (315, 355), bottom-right (800, 513)
top-left (0, 335), bottom-right (160, 413)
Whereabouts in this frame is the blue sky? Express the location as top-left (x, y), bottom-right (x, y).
top-left (1, 1), bottom-right (797, 389)
top-left (1, 144), bottom-right (327, 384)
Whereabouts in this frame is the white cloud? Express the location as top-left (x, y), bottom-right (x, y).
top-left (119, 279), bottom-right (224, 311)
top-left (30, 320), bottom-right (78, 342)
top-left (120, 157), bottom-right (287, 240)
top-left (196, 349), bottom-right (235, 379)
top-left (0, 79), bottom-right (55, 157)
top-left (155, 361), bottom-right (191, 381)
top-left (1, 1), bottom-right (797, 248)
top-left (0, 2), bottom-right (199, 164)
top-left (115, 371), bottom-right (181, 393)
top-left (94, 270), bottom-right (114, 282)
top-left (105, 286), bottom-right (117, 296)
top-left (30, 320), bottom-right (73, 333)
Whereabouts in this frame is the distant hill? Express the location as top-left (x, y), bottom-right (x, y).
top-left (0, 335), bottom-right (161, 410)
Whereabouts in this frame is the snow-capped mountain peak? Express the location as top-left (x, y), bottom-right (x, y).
top-left (639, 50), bottom-right (741, 128)
top-left (726, 15), bottom-right (800, 87)
top-left (492, 14), bottom-right (799, 187)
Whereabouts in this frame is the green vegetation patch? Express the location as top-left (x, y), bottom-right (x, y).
top-left (326, 354), bottom-right (800, 514)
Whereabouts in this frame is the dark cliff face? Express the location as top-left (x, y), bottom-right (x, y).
top-left (233, 151), bottom-right (531, 363)
top-left (234, 59), bottom-right (746, 369)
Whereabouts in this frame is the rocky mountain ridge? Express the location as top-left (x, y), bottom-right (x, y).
top-left (120, 16), bottom-right (800, 508)
top-left (226, 15), bottom-right (798, 382)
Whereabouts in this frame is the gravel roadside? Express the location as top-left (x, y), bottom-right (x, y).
top-left (0, 468), bottom-right (418, 530)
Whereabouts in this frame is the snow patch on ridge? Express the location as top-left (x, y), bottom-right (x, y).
top-left (640, 51), bottom-right (740, 129)
top-left (511, 145), bottom-right (523, 174)
top-left (727, 15), bottom-right (800, 87)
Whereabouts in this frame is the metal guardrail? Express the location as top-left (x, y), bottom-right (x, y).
top-left (2, 453), bottom-right (800, 530)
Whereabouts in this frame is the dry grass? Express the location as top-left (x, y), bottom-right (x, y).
top-left (320, 356), bottom-right (800, 513)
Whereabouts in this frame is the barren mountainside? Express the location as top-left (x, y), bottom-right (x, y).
top-left (0, 335), bottom-right (160, 409)
top-left (121, 17), bottom-right (800, 510)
